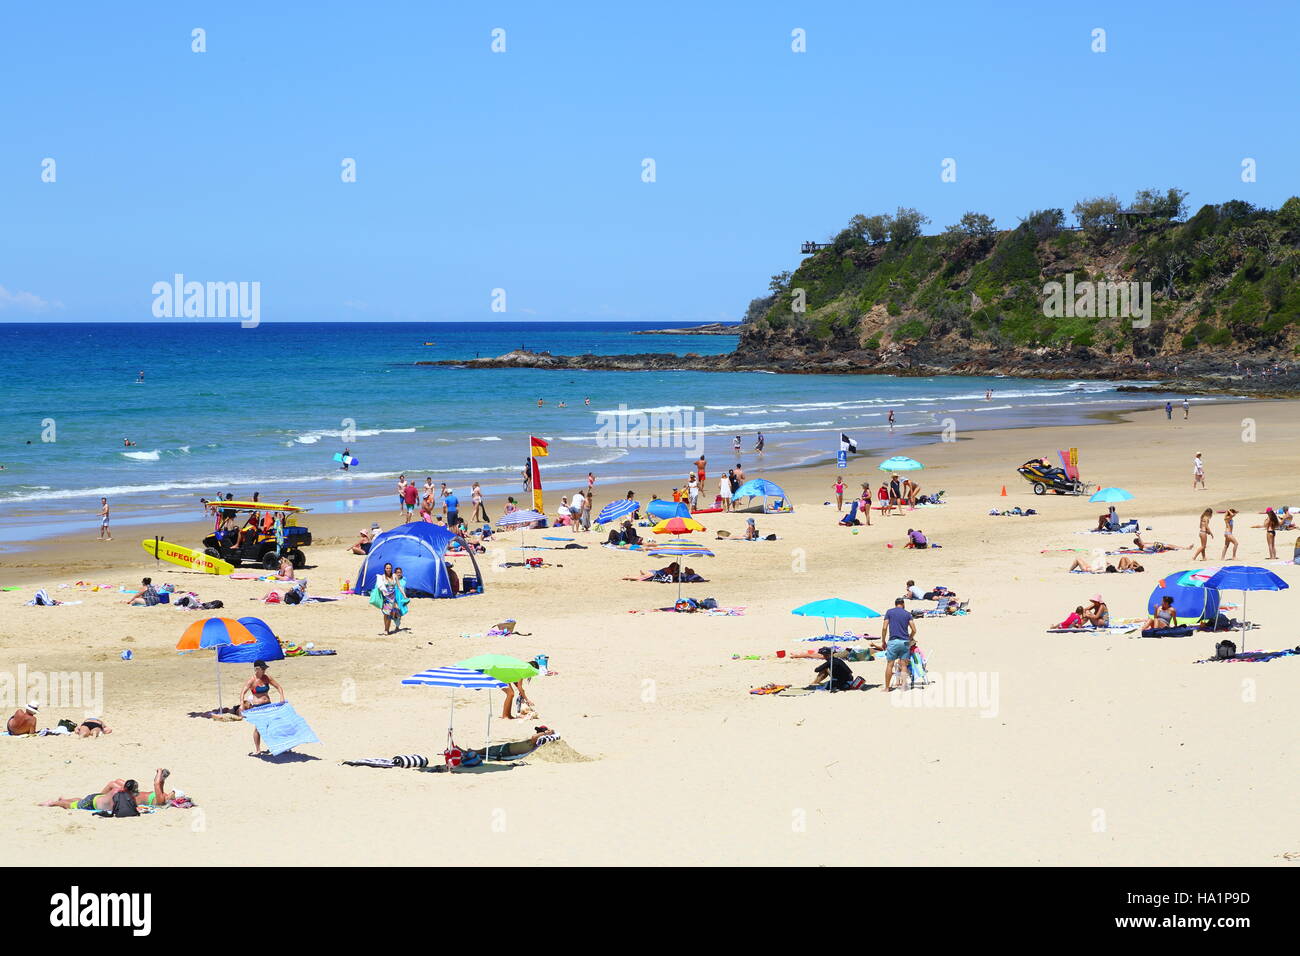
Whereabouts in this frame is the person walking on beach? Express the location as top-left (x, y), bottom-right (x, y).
top-left (523, 464), bottom-right (532, 493)
top-left (879, 598), bottom-right (916, 692)
top-left (241, 661), bottom-right (285, 756)
top-left (471, 482), bottom-right (489, 522)
top-left (755, 431), bottom-right (765, 454)
top-left (687, 472), bottom-right (699, 510)
top-left (1253, 508), bottom-right (1280, 560)
top-left (98, 497), bottom-right (112, 541)
top-left (396, 475), bottom-right (408, 520)
top-left (372, 563), bottom-right (407, 635)
top-left (833, 478), bottom-right (845, 512)
top-left (732, 435), bottom-right (742, 457)
top-left (1182, 398), bottom-right (1190, 420)
top-left (1221, 509), bottom-right (1239, 560)
top-left (580, 491), bottom-right (592, 530)
top-left (587, 471), bottom-right (596, 493)
top-left (444, 488), bottom-right (460, 528)
top-left (718, 469), bottom-right (731, 512)
top-left (402, 480), bottom-right (418, 522)
top-left (859, 483), bottom-right (873, 525)
top-left (695, 454), bottom-right (706, 486)
top-left (887, 409), bottom-right (895, 430)
top-left (1192, 453), bottom-right (1205, 490)
top-left (571, 490), bottom-right (586, 531)
top-left (1192, 508), bottom-right (1214, 561)
top-left (1165, 401), bottom-right (1173, 420)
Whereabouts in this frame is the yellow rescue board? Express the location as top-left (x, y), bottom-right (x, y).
top-left (140, 539), bottom-right (234, 575)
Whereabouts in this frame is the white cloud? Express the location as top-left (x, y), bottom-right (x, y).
top-left (0, 285), bottom-right (62, 312)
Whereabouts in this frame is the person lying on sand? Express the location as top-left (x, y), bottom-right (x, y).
top-left (76, 716), bottom-right (112, 738)
top-left (1130, 535), bottom-right (1189, 553)
top-left (624, 561), bottom-right (683, 582)
top-left (1056, 606), bottom-right (1086, 628)
top-left (6, 702), bottom-right (39, 735)
top-left (1068, 556), bottom-right (1144, 573)
top-left (40, 768), bottom-right (189, 810)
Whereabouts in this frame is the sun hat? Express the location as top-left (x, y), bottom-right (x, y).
top-left (1090, 594), bottom-right (1104, 603)
top-left (25, 701), bottom-right (39, 713)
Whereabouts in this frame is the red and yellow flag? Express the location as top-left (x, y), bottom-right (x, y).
top-left (530, 457), bottom-right (544, 513)
top-left (529, 435), bottom-right (549, 457)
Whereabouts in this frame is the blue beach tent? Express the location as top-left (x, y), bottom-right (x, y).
top-left (216, 616), bottom-right (285, 663)
top-left (646, 499), bottom-right (691, 520)
top-left (1146, 576), bottom-right (1220, 623)
top-left (731, 478), bottom-right (792, 513)
top-left (351, 522), bottom-right (482, 598)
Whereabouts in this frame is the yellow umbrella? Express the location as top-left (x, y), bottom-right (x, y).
top-left (651, 516), bottom-right (706, 535)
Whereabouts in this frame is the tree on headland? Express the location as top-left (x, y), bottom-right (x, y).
top-left (1020, 208), bottom-right (1065, 240)
top-left (768, 271), bottom-right (792, 295)
top-left (848, 213), bottom-right (892, 245)
top-left (1132, 187), bottom-right (1189, 221)
top-left (1072, 194), bottom-right (1121, 232)
top-left (890, 207), bottom-right (930, 244)
top-left (943, 211), bottom-right (997, 240)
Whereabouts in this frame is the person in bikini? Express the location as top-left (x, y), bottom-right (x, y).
top-left (240, 661), bottom-right (286, 756)
top-left (76, 716), bottom-right (112, 738)
top-left (40, 768), bottom-right (188, 810)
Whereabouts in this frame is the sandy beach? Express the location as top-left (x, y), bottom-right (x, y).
top-left (3, 400), bottom-right (1297, 867)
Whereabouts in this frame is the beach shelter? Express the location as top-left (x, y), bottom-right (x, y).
top-left (352, 522), bottom-right (482, 598)
top-left (457, 654), bottom-right (540, 762)
top-left (879, 456), bottom-right (923, 472)
top-left (595, 499), bottom-right (639, 525)
top-left (1201, 565), bottom-right (1289, 631)
top-left (1089, 487), bottom-right (1134, 503)
top-left (1146, 578), bottom-right (1220, 623)
top-left (731, 478), bottom-right (791, 513)
top-left (216, 616), bottom-right (285, 664)
top-left (646, 539), bottom-right (715, 602)
top-left (791, 598), bottom-right (881, 639)
top-left (401, 666), bottom-right (507, 769)
top-left (177, 617), bottom-right (258, 712)
top-left (652, 516), bottom-right (706, 535)
top-left (646, 499), bottom-right (690, 521)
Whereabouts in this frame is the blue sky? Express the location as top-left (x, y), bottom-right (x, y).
top-left (1, 1), bottom-right (1297, 323)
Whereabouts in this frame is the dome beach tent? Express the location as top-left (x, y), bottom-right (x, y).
top-left (216, 616), bottom-right (286, 663)
top-left (731, 478), bottom-right (792, 514)
top-left (351, 522), bottom-right (483, 598)
top-left (646, 499), bottom-right (690, 521)
top-left (1146, 576), bottom-right (1220, 624)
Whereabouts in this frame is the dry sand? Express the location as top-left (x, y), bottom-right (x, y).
top-left (2, 401), bottom-right (1297, 866)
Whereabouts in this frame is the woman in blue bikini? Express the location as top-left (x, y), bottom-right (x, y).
top-left (241, 661), bottom-right (285, 756)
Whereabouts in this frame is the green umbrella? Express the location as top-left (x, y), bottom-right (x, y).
top-left (456, 654), bottom-right (539, 684)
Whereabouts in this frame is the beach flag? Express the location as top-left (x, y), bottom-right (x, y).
top-left (840, 433), bottom-right (858, 454)
top-left (530, 435), bottom-right (549, 457)
top-left (530, 457), bottom-right (544, 514)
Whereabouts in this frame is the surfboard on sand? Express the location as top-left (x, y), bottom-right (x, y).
top-left (140, 539), bottom-right (233, 575)
top-left (333, 453), bottom-right (359, 466)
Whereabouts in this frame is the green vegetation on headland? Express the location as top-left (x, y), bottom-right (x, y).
top-left (738, 191), bottom-right (1300, 382)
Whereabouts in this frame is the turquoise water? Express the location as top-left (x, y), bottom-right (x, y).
top-left (0, 321), bottom-right (1202, 542)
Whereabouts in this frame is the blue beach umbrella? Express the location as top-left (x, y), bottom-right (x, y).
top-left (595, 499), bottom-right (639, 524)
top-left (879, 456), bottom-right (923, 472)
top-left (791, 597), bottom-right (881, 637)
top-left (1089, 487), bottom-right (1134, 503)
top-left (496, 508), bottom-right (545, 549)
top-left (1201, 566), bottom-right (1289, 631)
top-left (402, 666), bottom-right (508, 767)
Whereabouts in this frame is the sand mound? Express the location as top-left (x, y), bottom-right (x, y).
top-left (528, 739), bottom-right (594, 763)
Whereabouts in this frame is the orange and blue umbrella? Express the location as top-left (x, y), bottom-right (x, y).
top-left (177, 617), bottom-right (258, 712)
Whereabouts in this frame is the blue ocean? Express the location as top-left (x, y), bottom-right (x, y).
top-left (0, 321), bottom-right (1201, 543)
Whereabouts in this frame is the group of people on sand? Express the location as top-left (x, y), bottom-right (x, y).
top-left (7, 702), bottom-right (112, 738)
top-left (806, 597), bottom-right (920, 693)
top-left (1193, 506), bottom-right (1292, 562)
top-left (1057, 595), bottom-right (1110, 629)
top-left (831, 476), bottom-right (924, 519)
top-left (40, 768), bottom-right (191, 811)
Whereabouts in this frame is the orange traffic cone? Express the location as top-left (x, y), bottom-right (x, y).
top-left (1000, 485), bottom-right (1007, 496)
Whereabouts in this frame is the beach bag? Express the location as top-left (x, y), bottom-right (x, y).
top-left (1215, 640), bottom-right (1237, 660)
top-left (443, 746), bottom-right (464, 768)
top-left (107, 790), bottom-right (139, 818)
top-left (526, 556), bottom-right (543, 568)
top-left (201, 600), bottom-right (223, 610)
top-left (699, 598), bottom-right (718, 609)
top-left (847, 676), bottom-right (867, 691)
top-left (283, 588), bottom-right (302, 605)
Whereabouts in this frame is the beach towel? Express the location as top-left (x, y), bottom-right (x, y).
top-left (240, 701), bottom-right (319, 756)
top-left (342, 758), bottom-right (396, 768)
top-left (392, 754), bottom-right (429, 768)
top-left (1139, 625), bottom-right (1197, 638)
top-left (1194, 647), bottom-right (1300, 663)
top-left (1046, 624), bottom-right (1139, 634)
top-left (750, 683), bottom-right (791, 695)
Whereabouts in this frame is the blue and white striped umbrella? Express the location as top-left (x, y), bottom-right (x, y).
top-left (402, 666), bottom-right (507, 689)
top-left (496, 510), bottom-right (544, 527)
top-left (402, 666), bottom-right (507, 764)
top-left (595, 499), bottom-right (640, 524)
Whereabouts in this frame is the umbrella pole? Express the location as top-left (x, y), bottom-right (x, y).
top-left (215, 657), bottom-right (223, 712)
top-left (485, 691), bottom-right (493, 764)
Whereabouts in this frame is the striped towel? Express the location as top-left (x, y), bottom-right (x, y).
top-left (391, 754), bottom-right (429, 769)
top-left (342, 758), bottom-right (395, 768)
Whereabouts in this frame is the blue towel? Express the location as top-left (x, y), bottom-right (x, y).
top-left (241, 701), bottom-right (319, 756)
